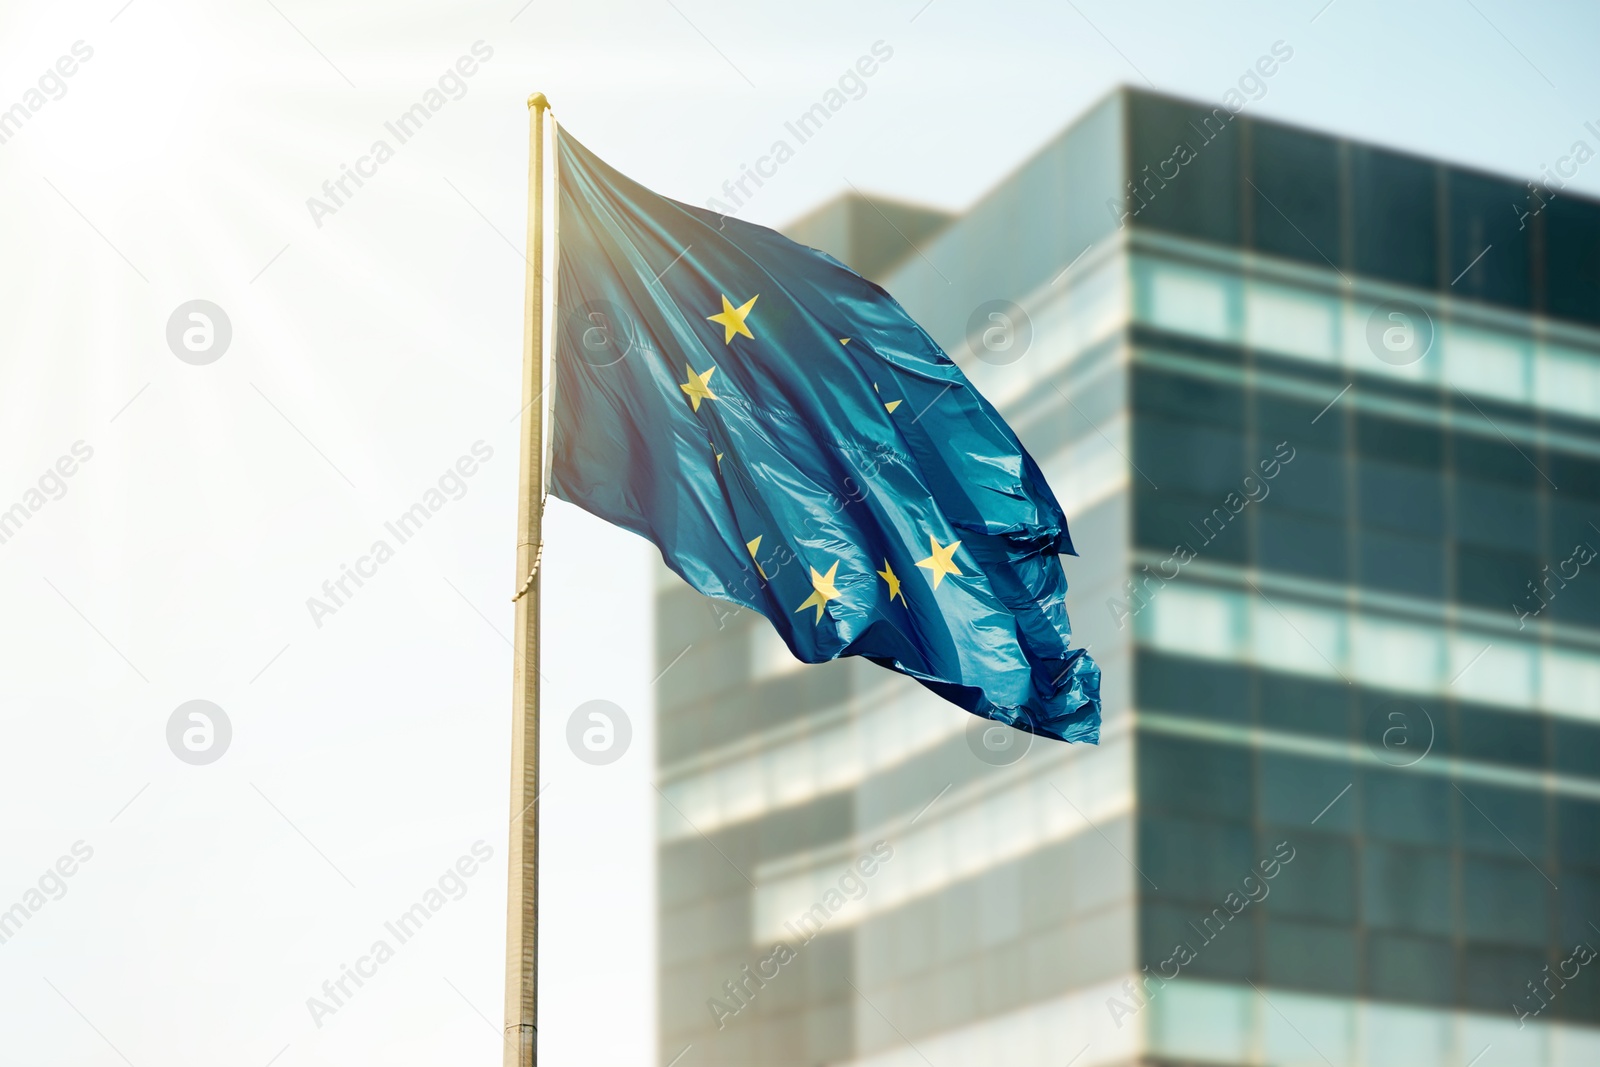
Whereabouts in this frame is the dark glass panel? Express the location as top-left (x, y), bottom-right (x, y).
top-left (1249, 121), bottom-right (1341, 269)
top-left (1139, 736), bottom-right (1254, 821)
top-left (1258, 671), bottom-right (1351, 739)
top-left (1263, 917), bottom-right (1358, 993)
top-left (1351, 146), bottom-right (1438, 289)
top-left (1358, 460), bottom-right (1445, 536)
top-left (1127, 94), bottom-right (1242, 247)
top-left (1358, 529), bottom-right (1445, 598)
top-left (1363, 768), bottom-right (1451, 846)
top-left (1363, 842), bottom-right (1454, 937)
top-left (1136, 651), bottom-right (1251, 725)
top-left (1355, 414), bottom-right (1443, 468)
top-left (1448, 169), bottom-right (1533, 310)
top-left (1544, 195), bottom-right (1600, 327)
top-left (1260, 753), bottom-right (1355, 831)
top-left (1257, 511), bottom-right (1347, 582)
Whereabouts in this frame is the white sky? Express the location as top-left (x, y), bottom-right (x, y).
top-left (0, 1), bottom-right (1596, 1065)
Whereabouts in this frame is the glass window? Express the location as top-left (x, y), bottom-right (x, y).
top-left (1356, 414), bottom-right (1443, 468)
top-left (1143, 583), bottom-right (1243, 661)
top-left (1549, 451), bottom-right (1600, 502)
top-left (1558, 798), bottom-right (1600, 870)
top-left (1363, 842), bottom-right (1454, 936)
top-left (1137, 420), bottom-right (1248, 494)
top-left (1351, 145), bottom-right (1438, 290)
top-left (1147, 980), bottom-right (1252, 1064)
top-left (1553, 719), bottom-right (1600, 781)
top-left (1363, 768), bottom-right (1451, 846)
top-left (1259, 988), bottom-right (1354, 1067)
top-left (1258, 670), bottom-right (1351, 739)
top-left (1461, 856), bottom-right (1549, 947)
top-left (1449, 169), bottom-right (1533, 310)
top-left (1263, 916), bottom-right (1358, 994)
top-left (1556, 869), bottom-right (1600, 948)
top-left (1249, 122), bottom-right (1341, 269)
top-left (1453, 479), bottom-right (1540, 552)
top-left (1358, 460), bottom-right (1445, 535)
top-left (1141, 901), bottom-right (1255, 982)
top-left (1136, 650), bottom-right (1250, 723)
top-left (1345, 300), bottom-right (1436, 384)
top-left (1352, 617), bottom-right (1445, 695)
top-left (1257, 511), bottom-right (1348, 582)
top-left (1142, 262), bottom-right (1236, 342)
top-left (1544, 196), bottom-right (1600, 327)
top-left (1449, 639), bottom-right (1536, 709)
top-left (1255, 389), bottom-right (1344, 451)
top-left (1454, 702), bottom-right (1545, 768)
top-left (1134, 487), bottom-right (1249, 563)
top-left (1249, 597), bottom-right (1344, 679)
top-left (1462, 944), bottom-right (1547, 1013)
top-left (1261, 831), bottom-right (1356, 922)
top-left (1132, 366), bottom-right (1245, 426)
top-left (1456, 781), bottom-right (1547, 860)
top-left (1260, 753), bottom-right (1355, 831)
top-left (1245, 281), bottom-right (1338, 361)
top-left (1261, 444), bottom-right (1344, 519)
top-left (1363, 1002), bottom-right (1453, 1067)
top-left (1536, 343), bottom-right (1600, 422)
top-left (1359, 529), bottom-right (1445, 599)
top-left (1356, 691), bottom-right (1441, 773)
top-left (1454, 433), bottom-right (1540, 487)
top-left (1128, 94), bottom-right (1242, 247)
top-left (1456, 545), bottom-right (1541, 613)
top-left (1443, 323), bottom-right (1531, 405)
top-left (1543, 646), bottom-right (1600, 721)
top-left (1140, 815), bottom-right (1255, 902)
top-left (1138, 737), bottom-right (1254, 821)
top-left (1365, 932), bottom-right (1456, 1005)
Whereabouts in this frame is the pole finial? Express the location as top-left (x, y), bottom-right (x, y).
top-left (527, 92), bottom-right (550, 112)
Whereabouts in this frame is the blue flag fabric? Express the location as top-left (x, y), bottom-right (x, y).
top-left (548, 129), bottom-right (1100, 743)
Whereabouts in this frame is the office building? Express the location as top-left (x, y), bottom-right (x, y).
top-left (654, 87), bottom-right (1600, 1066)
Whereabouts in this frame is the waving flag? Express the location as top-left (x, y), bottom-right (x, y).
top-left (548, 128), bottom-right (1100, 743)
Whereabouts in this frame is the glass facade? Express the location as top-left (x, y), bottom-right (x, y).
top-left (655, 88), bottom-right (1600, 1065)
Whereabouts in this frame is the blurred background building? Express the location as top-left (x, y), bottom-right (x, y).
top-left (651, 87), bottom-right (1600, 1066)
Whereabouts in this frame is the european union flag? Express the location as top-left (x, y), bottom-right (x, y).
top-left (548, 129), bottom-right (1100, 743)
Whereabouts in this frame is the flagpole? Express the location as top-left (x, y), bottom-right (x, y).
top-left (504, 90), bottom-right (549, 1067)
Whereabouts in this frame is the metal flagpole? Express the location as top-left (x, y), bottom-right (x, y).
top-left (505, 90), bottom-right (550, 1067)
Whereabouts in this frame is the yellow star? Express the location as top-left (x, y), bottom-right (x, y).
top-left (679, 364), bottom-right (718, 411)
top-left (874, 383), bottom-right (902, 414)
top-left (915, 536), bottom-right (963, 589)
top-left (707, 293), bottom-right (758, 344)
top-left (794, 559), bottom-right (842, 623)
top-left (746, 535), bottom-right (767, 579)
top-left (876, 560), bottom-right (904, 605)
top-left (839, 337), bottom-right (851, 345)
